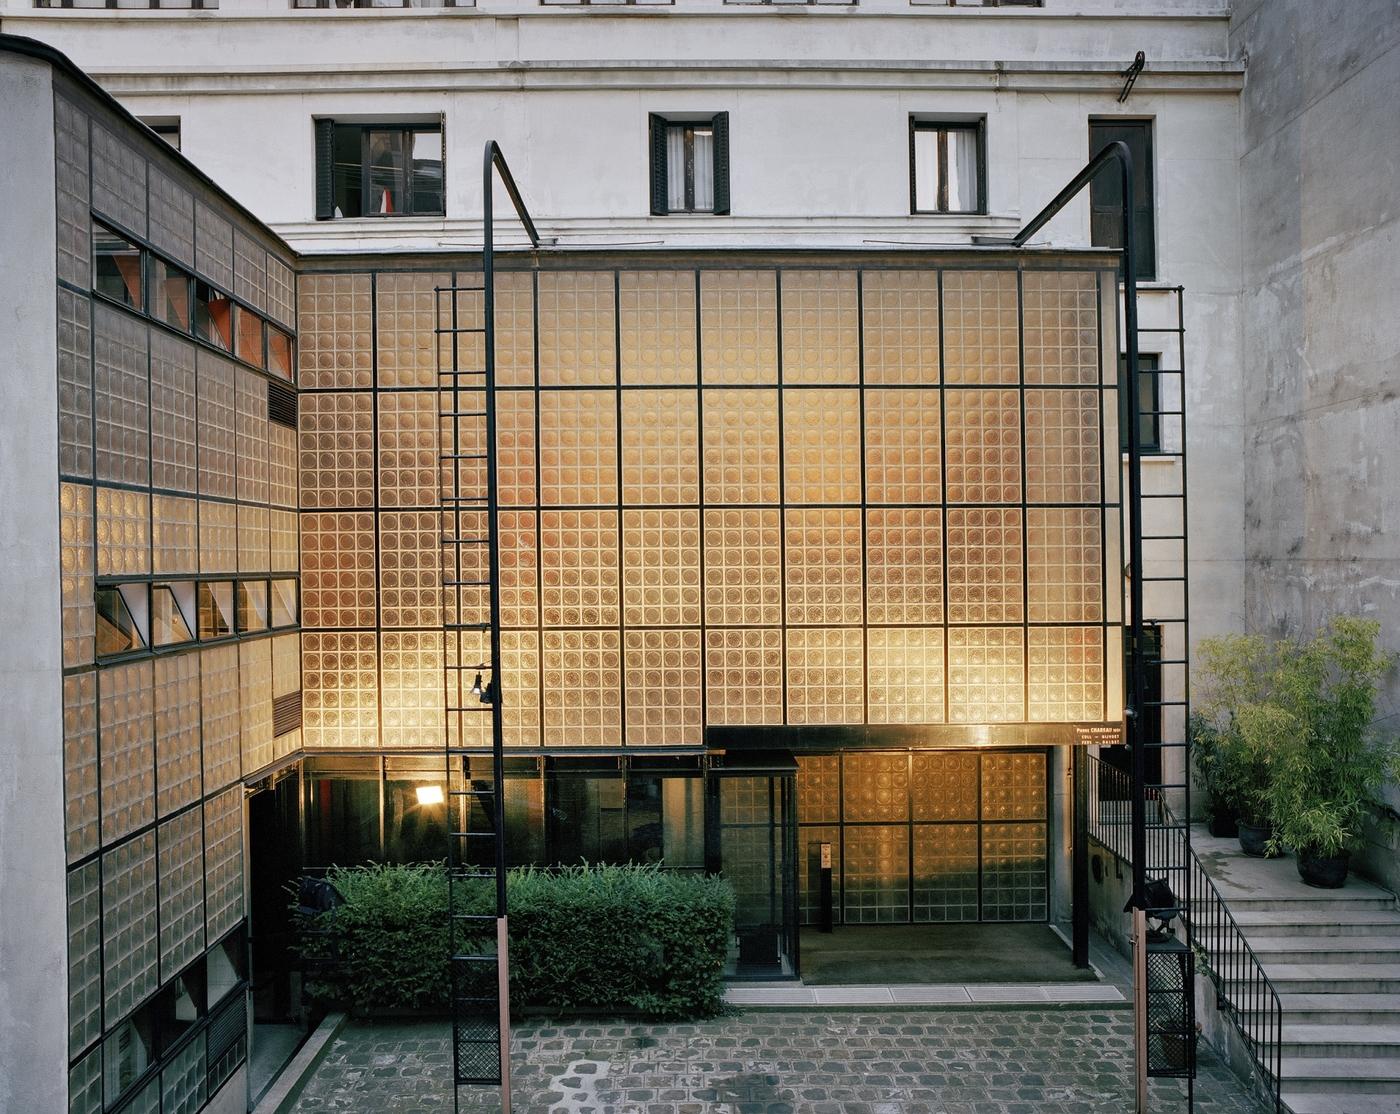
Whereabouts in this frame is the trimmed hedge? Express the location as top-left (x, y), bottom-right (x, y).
top-left (298, 862), bottom-right (734, 1020)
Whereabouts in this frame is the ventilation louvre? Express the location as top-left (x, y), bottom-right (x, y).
top-left (267, 380), bottom-right (297, 429)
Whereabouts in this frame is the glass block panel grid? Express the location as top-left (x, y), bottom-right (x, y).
top-left (622, 509), bottom-right (701, 627)
top-left (497, 390), bottom-right (537, 508)
top-left (302, 631), bottom-right (379, 747)
top-left (197, 351), bottom-right (237, 501)
top-left (65, 671), bottom-right (100, 862)
top-left (702, 388), bottom-right (780, 505)
top-left (102, 830), bottom-right (159, 1021)
top-left (148, 167), bottom-right (195, 270)
top-left (500, 629), bottom-right (541, 747)
top-left (377, 272), bottom-right (449, 389)
top-left (866, 508), bottom-right (943, 627)
top-left (620, 270), bottom-right (698, 385)
top-left (499, 510), bottom-right (539, 630)
top-left (783, 508), bottom-right (862, 626)
top-left (796, 754), bottom-right (839, 824)
top-left (705, 628), bottom-right (784, 726)
top-left (300, 512), bottom-right (377, 629)
top-left (942, 271), bottom-right (1019, 386)
top-left (70, 1049), bottom-right (103, 1114)
top-left (1029, 626), bottom-right (1105, 722)
top-left (299, 392), bottom-right (374, 510)
top-left (621, 389), bottom-right (700, 505)
top-left (864, 388), bottom-right (941, 505)
top-left (944, 388), bottom-right (1021, 504)
top-left (194, 203), bottom-right (234, 292)
top-left (99, 660), bottom-right (156, 844)
top-left (91, 122), bottom-right (147, 236)
top-left (1028, 507), bottom-right (1104, 622)
top-left (982, 750), bottom-right (1047, 821)
top-left (200, 644), bottom-right (241, 792)
top-left (699, 270), bottom-right (778, 385)
top-left (158, 807), bottom-right (206, 978)
top-left (946, 507), bottom-right (1024, 624)
top-left (541, 629), bottom-right (622, 746)
top-left (161, 1037), bottom-right (207, 1114)
top-left (843, 824), bottom-right (909, 924)
top-left (1023, 271), bottom-right (1099, 386)
top-left (843, 752), bottom-right (910, 822)
top-left (299, 273), bottom-right (373, 390)
top-left (199, 500), bottom-right (237, 576)
top-left (58, 286), bottom-right (94, 479)
top-left (270, 423), bottom-right (298, 510)
top-left (780, 270), bottom-right (859, 385)
top-left (235, 368), bottom-right (270, 504)
top-left (96, 486), bottom-right (151, 578)
top-left (538, 389), bottom-right (618, 506)
top-left (912, 751), bottom-right (980, 820)
top-left (913, 823), bottom-right (979, 923)
top-left (867, 627), bottom-right (945, 725)
top-left (154, 653), bottom-right (201, 816)
top-left (797, 824), bottom-right (841, 926)
top-left (539, 510), bottom-right (620, 628)
top-left (55, 95), bottom-right (91, 290)
top-left (703, 508), bottom-right (782, 627)
top-left (152, 495), bottom-right (198, 578)
top-left (93, 306), bottom-right (151, 488)
top-left (204, 787), bottom-right (244, 940)
top-left (240, 639), bottom-right (274, 774)
top-left (379, 510), bottom-right (441, 629)
top-left (61, 482), bottom-right (96, 668)
top-left (861, 270), bottom-right (940, 385)
top-left (785, 627), bottom-right (863, 725)
top-left (238, 504), bottom-right (270, 575)
top-left (624, 628), bottom-right (703, 745)
top-left (380, 630), bottom-right (445, 748)
top-left (947, 626), bottom-right (1025, 723)
top-left (1026, 388), bottom-right (1102, 504)
top-left (233, 231), bottom-right (268, 314)
top-left (67, 861), bottom-right (102, 1056)
top-left (783, 389), bottom-right (861, 505)
top-left (537, 271), bottom-right (617, 386)
top-left (981, 821), bottom-right (1048, 921)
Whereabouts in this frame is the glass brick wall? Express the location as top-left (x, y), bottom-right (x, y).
top-left (54, 82), bottom-right (297, 1114)
top-left (297, 263), bottom-right (1121, 751)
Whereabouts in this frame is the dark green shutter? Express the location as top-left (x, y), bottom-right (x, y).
top-left (711, 111), bottom-right (730, 215)
top-left (314, 119), bottom-right (335, 221)
top-left (649, 114), bottom-right (669, 216)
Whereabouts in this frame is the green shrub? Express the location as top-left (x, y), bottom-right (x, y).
top-left (298, 862), bottom-right (734, 1020)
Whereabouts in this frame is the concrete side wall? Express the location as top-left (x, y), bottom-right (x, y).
top-left (0, 53), bottom-right (69, 1114)
top-left (1231, 0), bottom-right (1400, 891)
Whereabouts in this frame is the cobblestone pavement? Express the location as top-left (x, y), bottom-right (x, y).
top-left (288, 1010), bottom-right (1270, 1113)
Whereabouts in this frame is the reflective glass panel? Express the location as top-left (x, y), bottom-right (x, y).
top-left (195, 282), bottom-right (233, 351)
top-left (198, 581), bottom-right (235, 640)
top-left (152, 583), bottom-right (196, 646)
top-left (269, 578), bottom-right (298, 628)
top-left (267, 326), bottom-right (294, 381)
top-left (235, 307), bottom-right (265, 369)
top-left (94, 226), bottom-right (143, 309)
top-left (237, 580), bottom-right (268, 633)
top-left (96, 585), bottom-right (145, 656)
top-left (152, 258), bottom-right (192, 332)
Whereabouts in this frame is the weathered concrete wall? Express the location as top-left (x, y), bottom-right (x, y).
top-left (1231, 0), bottom-right (1400, 890)
top-left (0, 52), bottom-right (70, 1114)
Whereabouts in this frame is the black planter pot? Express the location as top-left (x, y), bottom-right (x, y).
top-left (1237, 821), bottom-right (1275, 858)
top-left (1297, 849), bottom-right (1350, 889)
top-left (1207, 809), bottom-right (1239, 839)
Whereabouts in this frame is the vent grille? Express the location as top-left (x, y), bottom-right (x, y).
top-left (267, 380), bottom-right (298, 429)
top-left (273, 690), bottom-right (303, 737)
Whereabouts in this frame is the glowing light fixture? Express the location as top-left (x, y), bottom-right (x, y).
top-left (416, 785), bottom-right (445, 806)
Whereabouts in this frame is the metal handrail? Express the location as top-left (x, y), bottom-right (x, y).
top-left (1085, 752), bottom-right (1283, 1112)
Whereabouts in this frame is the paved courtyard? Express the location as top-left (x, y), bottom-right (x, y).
top-left (288, 1010), bottom-right (1270, 1113)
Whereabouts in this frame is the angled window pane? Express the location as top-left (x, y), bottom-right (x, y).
top-left (198, 581), bottom-right (235, 640)
top-left (195, 282), bottom-right (233, 351)
top-left (270, 578), bottom-right (298, 628)
top-left (235, 307), bottom-right (265, 369)
top-left (237, 580), bottom-right (269, 634)
top-left (152, 583), bottom-right (196, 647)
top-left (96, 585), bottom-right (146, 656)
top-left (94, 227), bottom-right (143, 310)
top-left (153, 258), bottom-right (192, 332)
top-left (267, 326), bottom-right (294, 382)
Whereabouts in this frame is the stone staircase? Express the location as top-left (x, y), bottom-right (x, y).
top-left (1192, 827), bottom-right (1400, 1114)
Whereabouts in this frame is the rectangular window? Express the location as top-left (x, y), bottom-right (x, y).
top-left (236, 580), bottom-right (269, 633)
top-left (270, 578), bottom-right (298, 627)
top-left (1090, 119), bottom-right (1156, 280)
top-left (96, 585), bottom-right (148, 657)
top-left (235, 306), bottom-right (266, 369)
top-left (198, 581), bottom-right (235, 640)
top-left (152, 582), bottom-right (197, 646)
top-left (139, 116), bottom-right (181, 151)
top-left (315, 120), bottom-right (444, 220)
top-left (649, 113), bottom-right (730, 216)
top-left (910, 119), bottom-right (984, 214)
top-left (267, 326), bottom-right (295, 381)
top-left (1119, 353), bottom-right (1162, 454)
top-left (94, 225), bottom-right (144, 309)
top-left (195, 282), bottom-right (233, 351)
top-left (152, 258), bottom-right (192, 331)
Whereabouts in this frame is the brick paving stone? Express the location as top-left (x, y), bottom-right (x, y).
top-left (289, 1011), bottom-right (1269, 1113)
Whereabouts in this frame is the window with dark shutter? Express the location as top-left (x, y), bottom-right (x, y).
top-left (314, 119), bottom-right (335, 221)
top-left (314, 119), bottom-right (444, 220)
top-left (1089, 119), bottom-right (1156, 280)
top-left (648, 111), bottom-right (730, 216)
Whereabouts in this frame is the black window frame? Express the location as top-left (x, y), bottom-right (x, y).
top-left (909, 117), bottom-right (987, 216)
top-left (649, 112), bottom-right (731, 217)
top-left (1089, 117), bottom-right (1157, 281)
top-left (1118, 352), bottom-right (1163, 455)
top-left (314, 119), bottom-right (446, 221)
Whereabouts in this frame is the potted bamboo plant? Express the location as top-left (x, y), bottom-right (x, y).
top-left (1190, 714), bottom-right (1238, 837)
top-left (1264, 617), bottom-right (1398, 888)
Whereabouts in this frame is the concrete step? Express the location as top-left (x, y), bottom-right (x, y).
top-left (1228, 909), bottom-right (1400, 937)
top-left (1284, 1093), bottom-right (1400, 1113)
top-left (1241, 936), bottom-right (1400, 966)
top-left (1245, 966), bottom-right (1400, 995)
top-left (1262, 994), bottom-right (1400, 1027)
top-left (1276, 1057), bottom-right (1400, 1095)
top-left (1273, 1024), bottom-right (1400, 1059)
top-left (1190, 892), bottom-right (1397, 915)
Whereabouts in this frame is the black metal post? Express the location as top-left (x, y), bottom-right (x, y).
top-left (1072, 746), bottom-right (1090, 968)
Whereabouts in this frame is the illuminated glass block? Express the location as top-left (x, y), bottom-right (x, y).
top-left (150, 331), bottom-right (197, 493)
top-left (867, 627), bottom-right (945, 724)
top-left (620, 270), bottom-right (698, 385)
top-left (912, 751), bottom-right (979, 820)
top-left (622, 509), bottom-right (701, 627)
top-left (154, 652), bottom-right (201, 816)
top-left (699, 270), bottom-right (778, 384)
top-left (298, 392), bottom-right (373, 510)
top-left (500, 629), bottom-right (541, 747)
top-left (497, 389), bottom-right (537, 507)
top-left (944, 388), bottom-right (1021, 503)
top-left (239, 639), bottom-right (274, 774)
top-left (538, 271), bottom-right (617, 386)
top-left (61, 482), bottom-right (96, 668)
top-left (982, 750), bottom-right (1048, 820)
top-left (785, 627), bottom-right (863, 725)
top-left (621, 389), bottom-right (700, 505)
top-left (236, 367), bottom-right (270, 504)
top-left (946, 507), bottom-right (1024, 624)
top-left (782, 388), bottom-right (861, 504)
top-left (197, 349), bottom-right (237, 500)
top-left (942, 270), bottom-right (1019, 385)
top-left (157, 807), bottom-right (205, 979)
top-left (982, 821), bottom-right (1048, 920)
top-left (703, 507), bottom-right (782, 627)
top-left (701, 388), bottom-right (780, 505)
top-left (542, 629), bottom-right (622, 746)
top-left (783, 508), bottom-right (862, 626)
top-left (705, 628), bottom-right (783, 726)
top-left (270, 508), bottom-right (299, 573)
top-left (377, 391), bottom-right (440, 509)
top-left (151, 496), bottom-right (197, 578)
top-left (864, 387), bottom-right (941, 504)
top-left (93, 303), bottom-right (150, 487)
top-left (796, 754), bottom-right (839, 823)
top-left (1023, 271), bottom-right (1099, 386)
top-left (947, 626), bottom-right (1025, 723)
top-left (301, 631), bottom-right (379, 747)
top-left (1027, 507), bottom-right (1103, 622)
top-left (624, 628), bottom-right (703, 745)
top-left (199, 500), bottom-right (237, 576)
top-left (780, 270), bottom-right (859, 385)
top-left (866, 507), bottom-right (943, 626)
top-left (99, 659), bottom-right (156, 843)
top-left (913, 822), bottom-right (979, 922)
top-left (298, 273), bottom-right (373, 390)
top-left (538, 389), bottom-right (618, 506)
top-left (380, 630), bottom-right (445, 748)
top-left (238, 504), bottom-right (270, 575)
top-left (96, 486), bottom-right (150, 577)
top-left (540, 509), bottom-right (620, 628)
top-left (844, 825), bottom-right (908, 924)
top-left (376, 272), bottom-right (449, 389)
top-left (862, 269), bottom-right (940, 385)
top-left (1029, 626), bottom-right (1105, 721)
top-left (299, 512), bottom-right (377, 629)
top-left (1025, 388), bottom-right (1102, 503)
top-left (844, 752), bottom-right (910, 821)
top-left (500, 509), bottom-right (539, 630)
top-left (204, 787), bottom-right (244, 940)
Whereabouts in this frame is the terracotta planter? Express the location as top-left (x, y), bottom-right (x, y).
top-left (1297, 849), bottom-right (1350, 889)
top-left (1237, 821), bottom-right (1276, 858)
